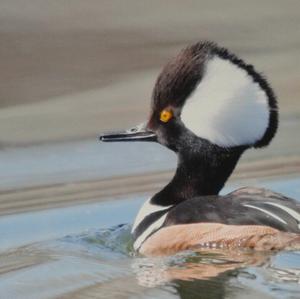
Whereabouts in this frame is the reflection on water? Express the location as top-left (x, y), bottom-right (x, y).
top-left (64, 225), bottom-right (300, 299)
top-left (1, 224), bottom-right (299, 299)
top-left (132, 250), bottom-right (268, 287)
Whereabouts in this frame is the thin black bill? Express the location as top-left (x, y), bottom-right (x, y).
top-left (99, 123), bottom-right (157, 142)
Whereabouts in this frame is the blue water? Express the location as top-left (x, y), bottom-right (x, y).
top-left (0, 141), bottom-right (175, 191)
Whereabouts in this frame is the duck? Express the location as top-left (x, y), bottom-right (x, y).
top-left (100, 41), bottom-right (300, 256)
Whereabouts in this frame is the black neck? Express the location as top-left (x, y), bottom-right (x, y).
top-left (152, 142), bottom-right (246, 206)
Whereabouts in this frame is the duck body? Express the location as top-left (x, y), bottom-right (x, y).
top-left (100, 41), bottom-right (300, 256)
top-left (132, 187), bottom-right (300, 255)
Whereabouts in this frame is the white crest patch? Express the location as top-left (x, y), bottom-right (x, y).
top-left (132, 198), bottom-right (172, 233)
top-left (181, 56), bottom-right (269, 147)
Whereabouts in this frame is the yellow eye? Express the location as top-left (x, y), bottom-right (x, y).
top-left (160, 109), bottom-right (173, 123)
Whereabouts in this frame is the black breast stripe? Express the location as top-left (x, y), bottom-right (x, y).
top-left (132, 208), bottom-right (172, 241)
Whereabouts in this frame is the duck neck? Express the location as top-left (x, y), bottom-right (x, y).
top-left (152, 143), bottom-right (246, 206)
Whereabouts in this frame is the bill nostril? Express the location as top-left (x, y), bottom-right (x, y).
top-left (130, 128), bottom-right (138, 133)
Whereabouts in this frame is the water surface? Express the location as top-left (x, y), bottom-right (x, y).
top-left (0, 176), bottom-right (299, 299)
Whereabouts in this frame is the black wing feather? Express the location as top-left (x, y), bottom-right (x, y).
top-left (164, 187), bottom-right (300, 233)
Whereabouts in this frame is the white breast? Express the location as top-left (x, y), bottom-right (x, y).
top-left (133, 213), bottom-right (169, 251)
top-left (132, 198), bottom-right (173, 251)
top-left (132, 198), bottom-right (172, 233)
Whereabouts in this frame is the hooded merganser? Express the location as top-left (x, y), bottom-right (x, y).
top-left (100, 41), bottom-right (300, 256)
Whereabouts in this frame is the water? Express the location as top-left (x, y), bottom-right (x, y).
top-left (0, 177), bottom-right (299, 298)
top-left (0, 141), bottom-right (175, 191)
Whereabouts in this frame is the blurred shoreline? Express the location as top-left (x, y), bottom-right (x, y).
top-left (0, 160), bottom-right (299, 217)
top-left (1, 0), bottom-right (300, 147)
